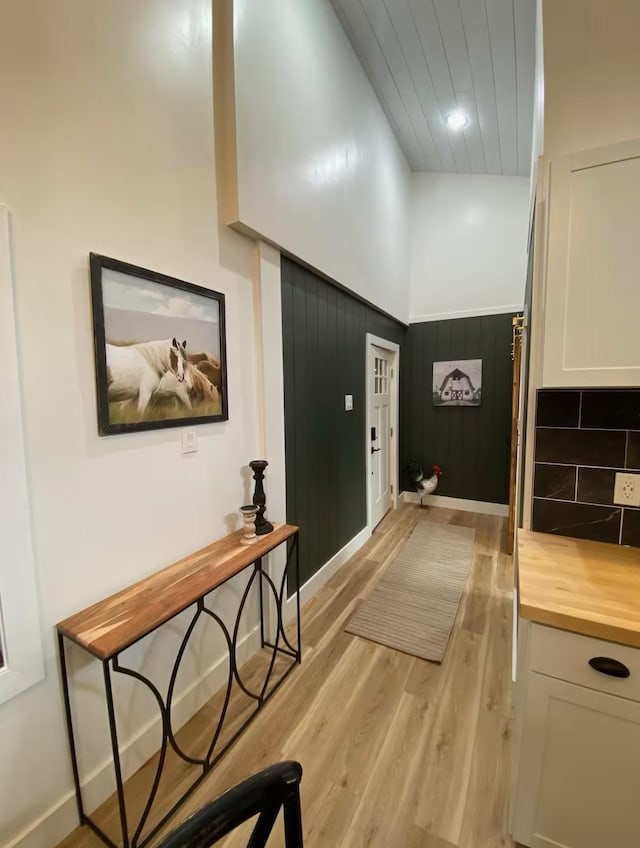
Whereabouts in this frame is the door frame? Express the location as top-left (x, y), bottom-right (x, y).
top-left (365, 333), bottom-right (400, 534)
top-left (507, 314), bottom-right (524, 555)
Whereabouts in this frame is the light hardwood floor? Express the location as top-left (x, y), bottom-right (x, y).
top-left (58, 504), bottom-right (516, 848)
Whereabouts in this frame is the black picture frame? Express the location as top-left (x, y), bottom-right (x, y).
top-left (90, 253), bottom-right (229, 435)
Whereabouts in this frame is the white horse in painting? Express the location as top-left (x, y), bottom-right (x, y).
top-left (106, 338), bottom-right (189, 416)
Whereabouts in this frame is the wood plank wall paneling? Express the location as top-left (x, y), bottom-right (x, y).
top-left (400, 313), bottom-right (514, 505)
top-left (281, 258), bottom-right (406, 589)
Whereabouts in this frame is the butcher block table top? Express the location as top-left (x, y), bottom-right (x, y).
top-left (518, 530), bottom-right (640, 648)
top-left (57, 523), bottom-right (299, 660)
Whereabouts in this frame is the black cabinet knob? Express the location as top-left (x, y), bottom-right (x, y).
top-left (588, 657), bottom-right (630, 679)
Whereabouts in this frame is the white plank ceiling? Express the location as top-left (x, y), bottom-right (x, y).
top-left (330, 0), bottom-right (536, 175)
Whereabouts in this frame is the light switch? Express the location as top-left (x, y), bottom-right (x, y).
top-left (181, 430), bottom-right (198, 454)
top-left (345, 394), bottom-right (353, 411)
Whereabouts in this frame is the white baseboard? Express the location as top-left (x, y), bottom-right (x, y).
top-left (402, 491), bottom-right (509, 517)
top-left (285, 525), bottom-right (371, 613)
top-left (8, 627), bottom-right (262, 848)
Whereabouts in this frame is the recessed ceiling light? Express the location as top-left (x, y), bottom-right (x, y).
top-left (445, 110), bottom-right (469, 130)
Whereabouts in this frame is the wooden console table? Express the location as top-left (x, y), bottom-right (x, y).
top-left (57, 523), bottom-right (300, 848)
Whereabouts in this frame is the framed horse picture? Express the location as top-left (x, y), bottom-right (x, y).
top-left (90, 254), bottom-right (228, 435)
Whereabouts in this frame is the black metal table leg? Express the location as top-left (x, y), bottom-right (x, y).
top-left (295, 535), bottom-right (302, 663)
top-left (103, 659), bottom-right (130, 848)
top-left (257, 557), bottom-right (265, 649)
top-left (58, 633), bottom-right (85, 825)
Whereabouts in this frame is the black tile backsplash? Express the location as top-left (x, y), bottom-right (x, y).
top-left (622, 510), bottom-right (640, 547)
top-left (535, 428), bottom-right (626, 467)
top-left (532, 499), bottom-right (622, 545)
top-left (534, 464), bottom-right (576, 501)
top-left (581, 390), bottom-right (640, 431)
top-left (536, 390), bottom-right (581, 427)
top-left (576, 467), bottom-right (617, 506)
top-left (628, 432), bottom-right (640, 470)
top-left (532, 389), bottom-right (640, 547)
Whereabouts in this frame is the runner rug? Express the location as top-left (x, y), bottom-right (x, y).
top-left (345, 521), bottom-right (475, 662)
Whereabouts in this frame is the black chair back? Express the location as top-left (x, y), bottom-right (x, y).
top-left (156, 761), bottom-right (304, 848)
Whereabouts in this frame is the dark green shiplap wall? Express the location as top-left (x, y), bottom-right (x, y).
top-left (281, 258), bottom-right (406, 588)
top-left (400, 313), bottom-right (514, 505)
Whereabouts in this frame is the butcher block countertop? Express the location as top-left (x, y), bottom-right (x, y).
top-left (518, 530), bottom-right (640, 648)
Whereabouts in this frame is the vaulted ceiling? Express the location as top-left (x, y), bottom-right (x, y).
top-left (331, 0), bottom-right (536, 176)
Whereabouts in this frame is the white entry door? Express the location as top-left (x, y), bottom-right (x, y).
top-left (369, 344), bottom-right (392, 529)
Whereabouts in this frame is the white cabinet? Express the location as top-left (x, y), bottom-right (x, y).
top-left (512, 622), bottom-right (640, 848)
top-left (541, 138), bottom-right (640, 387)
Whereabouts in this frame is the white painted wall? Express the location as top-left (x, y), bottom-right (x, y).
top-left (409, 173), bottom-right (530, 323)
top-left (0, 2), bottom-right (262, 846)
top-left (543, 0), bottom-right (640, 159)
top-left (230, 0), bottom-right (412, 324)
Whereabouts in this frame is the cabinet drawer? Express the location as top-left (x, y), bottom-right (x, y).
top-left (529, 623), bottom-right (640, 703)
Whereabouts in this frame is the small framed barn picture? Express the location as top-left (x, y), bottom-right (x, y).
top-left (433, 359), bottom-right (482, 407)
top-left (90, 254), bottom-right (228, 435)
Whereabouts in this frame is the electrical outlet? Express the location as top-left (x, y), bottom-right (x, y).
top-left (344, 395), bottom-right (353, 411)
top-left (614, 472), bottom-right (640, 507)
